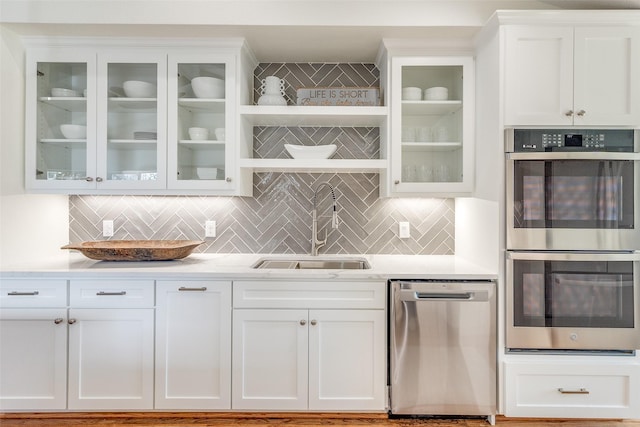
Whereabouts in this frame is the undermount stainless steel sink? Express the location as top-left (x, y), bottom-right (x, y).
top-left (252, 257), bottom-right (370, 270)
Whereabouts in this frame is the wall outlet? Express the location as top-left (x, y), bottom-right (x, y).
top-left (398, 221), bottom-right (410, 239)
top-left (205, 220), bottom-right (216, 238)
top-left (102, 220), bottom-right (114, 237)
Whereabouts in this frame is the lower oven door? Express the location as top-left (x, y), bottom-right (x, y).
top-left (506, 251), bottom-right (640, 351)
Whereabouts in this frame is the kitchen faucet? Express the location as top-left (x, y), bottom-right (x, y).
top-left (311, 182), bottom-right (339, 256)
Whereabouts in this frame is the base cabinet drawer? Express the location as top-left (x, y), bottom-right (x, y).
top-left (504, 358), bottom-right (640, 419)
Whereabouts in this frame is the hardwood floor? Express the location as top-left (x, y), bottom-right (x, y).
top-left (1, 413), bottom-right (640, 427)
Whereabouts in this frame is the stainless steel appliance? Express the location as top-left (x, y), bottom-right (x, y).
top-left (506, 251), bottom-right (640, 351)
top-left (506, 128), bottom-right (640, 251)
top-left (389, 279), bottom-right (496, 418)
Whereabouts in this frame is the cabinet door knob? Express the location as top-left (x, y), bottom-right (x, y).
top-left (310, 319), bottom-right (317, 326)
top-left (576, 109), bottom-right (586, 116)
top-left (394, 180), bottom-right (400, 185)
top-left (54, 318), bottom-right (64, 324)
top-left (68, 319), bottom-right (77, 325)
top-left (226, 177), bottom-right (232, 183)
top-left (300, 319), bottom-right (307, 326)
top-left (85, 177), bottom-right (94, 182)
top-left (96, 177), bottom-right (103, 182)
top-left (564, 110), bottom-right (574, 117)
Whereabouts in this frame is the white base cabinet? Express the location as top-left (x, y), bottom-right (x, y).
top-left (67, 280), bottom-right (155, 410)
top-left (232, 281), bottom-right (387, 411)
top-left (0, 279), bottom-right (68, 411)
top-left (504, 356), bottom-right (640, 419)
top-left (155, 281), bottom-right (232, 410)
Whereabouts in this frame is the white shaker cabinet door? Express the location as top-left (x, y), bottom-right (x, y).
top-left (155, 281), bottom-right (232, 409)
top-left (67, 308), bottom-right (154, 410)
top-left (0, 309), bottom-right (68, 410)
top-left (573, 27), bottom-right (640, 126)
top-left (504, 26), bottom-right (574, 126)
top-left (308, 309), bottom-right (386, 411)
top-left (232, 309), bottom-right (309, 410)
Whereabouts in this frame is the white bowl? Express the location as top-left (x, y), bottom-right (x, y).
top-left (123, 80), bottom-right (156, 98)
top-left (424, 86), bottom-right (448, 100)
top-left (60, 124), bottom-right (87, 139)
top-left (402, 86), bottom-right (422, 100)
top-left (284, 144), bottom-right (337, 160)
top-left (214, 128), bottom-right (225, 141)
top-left (196, 167), bottom-right (218, 179)
top-left (188, 127), bottom-right (209, 140)
top-left (191, 77), bottom-right (225, 99)
top-left (51, 87), bottom-right (78, 97)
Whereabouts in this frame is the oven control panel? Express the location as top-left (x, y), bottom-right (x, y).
top-left (509, 129), bottom-right (635, 153)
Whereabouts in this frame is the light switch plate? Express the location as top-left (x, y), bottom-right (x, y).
top-left (398, 221), bottom-right (410, 239)
top-left (102, 220), bottom-right (114, 237)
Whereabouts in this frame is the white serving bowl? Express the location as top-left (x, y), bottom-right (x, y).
top-left (402, 86), bottom-right (422, 101)
top-left (284, 144), bottom-right (337, 160)
top-left (51, 87), bottom-right (79, 97)
top-left (123, 80), bottom-right (156, 98)
top-left (191, 77), bottom-right (225, 99)
top-left (196, 167), bottom-right (218, 179)
top-left (60, 124), bottom-right (87, 139)
top-left (424, 86), bottom-right (448, 100)
top-left (188, 127), bottom-right (209, 140)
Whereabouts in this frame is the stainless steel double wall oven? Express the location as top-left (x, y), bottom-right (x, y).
top-left (506, 128), bottom-right (640, 352)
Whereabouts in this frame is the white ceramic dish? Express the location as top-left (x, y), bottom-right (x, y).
top-left (60, 124), bottom-right (87, 139)
top-left (191, 77), bottom-right (225, 99)
top-left (402, 87), bottom-right (422, 100)
top-left (284, 144), bottom-right (337, 160)
top-left (197, 167), bottom-right (218, 179)
top-left (424, 86), bottom-right (448, 100)
top-left (51, 87), bottom-right (79, 97)
top-left (123, 80), bottom-right (156, 98)
top-left (188, 127), bottom-right (209, 140)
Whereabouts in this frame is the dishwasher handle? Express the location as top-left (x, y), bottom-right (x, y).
top-left (398, 289), bottom-right (491, 302)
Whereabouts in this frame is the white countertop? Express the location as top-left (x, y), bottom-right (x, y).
top-left (0, 253), bottom-right (497, 280)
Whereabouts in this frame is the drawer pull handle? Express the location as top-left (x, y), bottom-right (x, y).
top-left (558, 388), bottom-right (590, 395)
top-left (8, 291), bottom-right (39, 296)
top-left (54, 318), bottom-right (64, 324)
top-left (178, 287), bottom-right (207, 292)
top-left (96, 291), bottom-right (127, 296)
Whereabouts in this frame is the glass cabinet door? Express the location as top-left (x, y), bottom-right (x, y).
top-left (167, 53), bottom-right (235, 190)
top-left (96, 52), bottom-right (167, 190)
top-left (25, 50), bottom-right (97, 190)
top-left (390, 56), bottom-right (474, 195)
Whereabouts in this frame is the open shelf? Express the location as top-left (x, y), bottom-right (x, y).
top-left (240, 105), bottom-right (388, 127)
top-left (178, 98), bottom-right (225, 113)
top-left (238, 158), bottom-right (387, 172)
top-left (39, 97), bottom-right (86, 112)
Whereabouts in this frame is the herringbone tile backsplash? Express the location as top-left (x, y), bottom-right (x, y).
top-left (69, 63), bottom-right (454, 255)
top-left (69, 174), bottom-right (454, 255)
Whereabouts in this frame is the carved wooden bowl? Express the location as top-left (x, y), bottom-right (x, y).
top-left (61, 240), bottom-right (204, 261)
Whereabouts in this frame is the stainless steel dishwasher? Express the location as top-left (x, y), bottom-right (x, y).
top-left (389, 279), bottom-right (496, 422)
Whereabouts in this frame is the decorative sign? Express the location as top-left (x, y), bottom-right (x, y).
top-left (296, 87), bottom-right (380, 106)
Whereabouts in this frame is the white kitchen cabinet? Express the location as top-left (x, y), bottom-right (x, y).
top-left (25, 38), bottom-right (252, 195)
top-left (504, 26), bottom-right (640, 126)
top-left (504, 355), bottom-right (640, 419)
top-left (155, 280), bottom-right (232, 409)
top-left (232, 281), bottom-right (386, 411)
top-left (67, 280), bottom-right (154, 410)
top-left (0, 279), bottom-right (68, 410)
top-left (387, 55), bottom-right (475, 196)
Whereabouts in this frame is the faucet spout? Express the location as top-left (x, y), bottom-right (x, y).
top-left (311, 182), bottom-right (338, 256)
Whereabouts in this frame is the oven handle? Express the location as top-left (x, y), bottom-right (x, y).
top-left (506, 152), bottom-right (640, 161)
top-left (507, 251), bottom-right (640, 261)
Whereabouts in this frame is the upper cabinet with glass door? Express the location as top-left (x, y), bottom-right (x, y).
top-left (389, 56), bottom-right (474, 196)
top-left (25, 49), bottom-right (97, 191)
top-left (96, 52), bottom-right (167, 190)
top-left (167, 53), bottom-right (236, 191)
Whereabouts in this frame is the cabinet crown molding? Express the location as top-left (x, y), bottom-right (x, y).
top-left (490, 9), bottom-right (640, 26)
